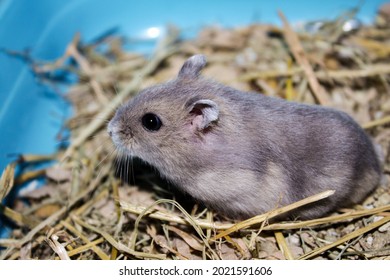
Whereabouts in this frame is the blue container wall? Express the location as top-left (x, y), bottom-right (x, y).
top-left (0, 0), bottom-right (387, 172)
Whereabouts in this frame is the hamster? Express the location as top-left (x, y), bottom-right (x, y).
top-left (108, 54), bottom-right (381, 220)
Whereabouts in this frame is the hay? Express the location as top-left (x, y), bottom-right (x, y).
top-left (1, 9), bottom-right (390, 260)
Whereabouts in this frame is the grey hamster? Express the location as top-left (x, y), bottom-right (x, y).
top-left (108, 54), bottom-right (381, 220)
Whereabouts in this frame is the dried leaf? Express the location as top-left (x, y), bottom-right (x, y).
top-left (167, 225), bottom-right (203, 252)
top-left (172, 238), bottom-right (202, 260)
top-left (146, 226), bottom-right (187, 259)
top-left (219, 243), bottom-right (239, 260)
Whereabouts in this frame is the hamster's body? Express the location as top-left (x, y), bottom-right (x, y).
top-left (108, 55), bottom-right (381, 220)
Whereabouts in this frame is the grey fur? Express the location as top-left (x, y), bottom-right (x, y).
top-left (108, 54), bottom-right (381, 220)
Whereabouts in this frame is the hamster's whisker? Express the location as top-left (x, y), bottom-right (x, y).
top-left (117, 153), bottom-right (125, 182)
top-left (92, 145), bottom-right (116, 181)
top-left (95, 145), bottom-right (116, 170)
top-left (91, 135), bottom-right (112, 146)
top-left (130, 156), bottom-right (136, 185)
top-left (93, 158), bottom-right (105, 182)
top-left (126, 154), bottom-right (130, 183)
top-left (113, 152), bottom-right (120, 179)
top-left (123, 156), bottom-right (129, 182)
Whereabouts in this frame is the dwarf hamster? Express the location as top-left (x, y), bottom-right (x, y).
top-left (108, 54), bottom-right (381, 220)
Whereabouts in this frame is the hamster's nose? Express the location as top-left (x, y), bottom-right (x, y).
top-left (107, 121), bottom-right (115, 137)
top-left (107, 125), bottom-right (113, 137)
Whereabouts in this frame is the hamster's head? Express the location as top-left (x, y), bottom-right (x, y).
top-left (108, 55), bottom-right (222, 175)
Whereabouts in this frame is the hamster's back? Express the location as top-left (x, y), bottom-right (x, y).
top-left (222, 88), bottom-right (381, 218)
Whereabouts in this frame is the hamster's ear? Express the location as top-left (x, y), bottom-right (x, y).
top-left (178, 54), bottom-right (207, 79)
top-left (188, 99), bottom-right (219, 131)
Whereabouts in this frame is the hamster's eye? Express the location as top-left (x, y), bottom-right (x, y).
top-left (141, 113), bottom-right (162, 131)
